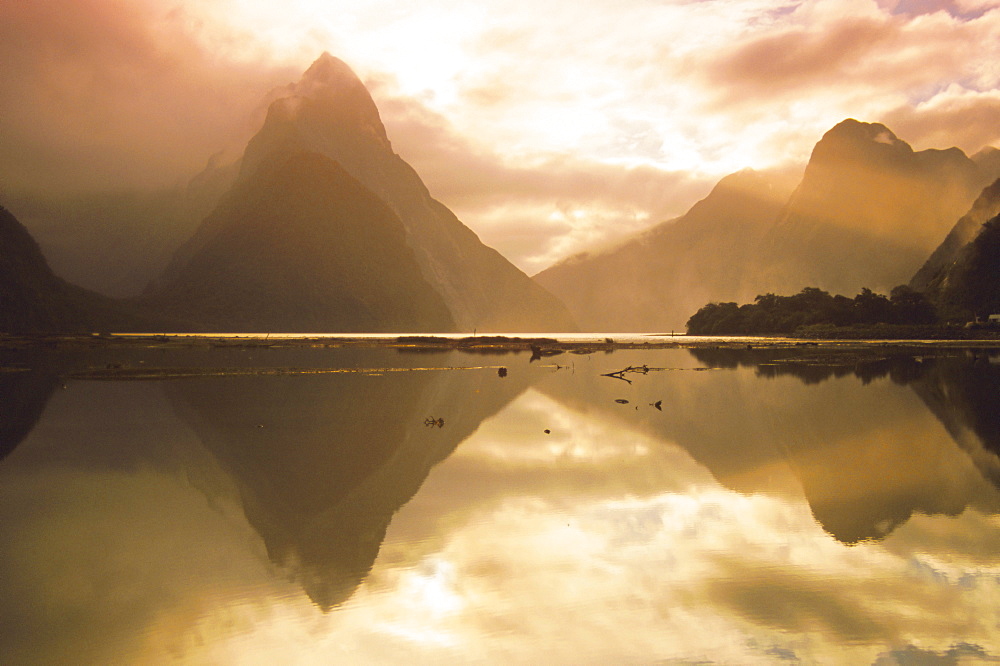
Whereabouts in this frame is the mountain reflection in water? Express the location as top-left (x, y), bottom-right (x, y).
top-left (2, 343), bottom-right (1000, 663)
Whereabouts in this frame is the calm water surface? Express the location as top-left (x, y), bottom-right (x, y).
top-left (2, 343), bottom-right (1000, 664)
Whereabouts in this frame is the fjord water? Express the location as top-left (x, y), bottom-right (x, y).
top-left (2, 344), bottom-right (1000, 664)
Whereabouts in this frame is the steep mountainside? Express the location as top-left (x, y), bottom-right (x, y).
top-left (534, 169), bottom-right (798, 331)
top-left (158, 53), bottom-right (573, 332)
top-left (921, 210), bottom-right (1000, 320)
top-left (910, 179), bottom-right (1000, 302)
top-left (752, 119), bottom-right (990, 297)
top-left (143, 151), bottom-right (454, 333)
top-left (0, 205), bottom-right (168, 333)
top-left (9, 156), bottom-right (238, 299)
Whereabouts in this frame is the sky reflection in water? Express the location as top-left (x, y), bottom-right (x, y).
top-left (2, 346), bottom-right (1000, 664)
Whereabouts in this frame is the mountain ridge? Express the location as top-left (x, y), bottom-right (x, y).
top-left (155, 53), bottom-right (576, 333)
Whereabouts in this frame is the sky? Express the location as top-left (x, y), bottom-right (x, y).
top-left (1, 0), bottom-right (999, 274)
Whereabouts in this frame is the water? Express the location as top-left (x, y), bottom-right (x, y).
top-left (2, 342), bottom-right (1000, 664)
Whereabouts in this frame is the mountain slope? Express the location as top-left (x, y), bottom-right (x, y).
top-left (144, 151), bottom-right (454, 333)
top-left (214, 53), bottom-right (575, 333)
top-left (0, 204), bottom-right (169, 333)
top-left (921, 210), bottom-right (1000, 320)
top-left (910, 178), bottom-right (1000, 305)
top-left (752, 119), bottom-right (989, 297)
top-left (534, 169), bottom-right (798, 331)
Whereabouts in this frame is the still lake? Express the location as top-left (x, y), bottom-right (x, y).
top-left (2, 340), bottom-right (1000, 664)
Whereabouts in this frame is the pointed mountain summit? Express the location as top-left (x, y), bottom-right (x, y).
top-left (534, 168), bottom-right (799, 331)
top-left (154, 54), bottom-right (574, 332)
top-left (750, 119), bottom-right (989, 297)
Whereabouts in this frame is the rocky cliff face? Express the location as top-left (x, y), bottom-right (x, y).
top-left (157, 53), bottom-right (573, 333)
top-left (534, 169), bottom-right (798, 331)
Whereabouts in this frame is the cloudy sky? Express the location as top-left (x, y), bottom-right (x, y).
top-left (2, 0), bottom-right (999, 273)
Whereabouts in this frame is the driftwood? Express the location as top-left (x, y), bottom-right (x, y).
top-left (600, 364), bottom-right (652, 383)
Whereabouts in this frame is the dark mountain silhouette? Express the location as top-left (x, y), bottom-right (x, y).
top-left (143, 151), bottom-right (454, 332)
top-left (909, 179), bottom-right (1000, 319)
top-left (534, 169), bottom-right (798, 331)
top-left (153, 53), bottom-right (574, 333)
top-left (751, 119), bottom-right (990, 298)
top-left (910, 179), bottom-right (1000, 294)
top-left (923, 212), bottom-right (1000, 320)
top-left (0, 204), bottom-right (172, 333)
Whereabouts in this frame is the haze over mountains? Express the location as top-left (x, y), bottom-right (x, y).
top-left (910, 179), bottom-right (1000, 320)
top-left (142, 151), bottom-right (455, 333)
top-left (538, 119), bottom-right (1000, 331)
top-left (534, 168), bottom-right (800, 332)
top-left (0, 205), bottom-right (171, 333)
top-left (3, 53), bottom-right (1000, 334)
top-left (147, 54), bottom-right (576, 333)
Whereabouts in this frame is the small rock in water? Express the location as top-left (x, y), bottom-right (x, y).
top-left (498, 367), bottom-right (508, 378)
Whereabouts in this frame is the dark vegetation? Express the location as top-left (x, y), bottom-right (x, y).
top-left (686, 286), bottom-right (938, 335)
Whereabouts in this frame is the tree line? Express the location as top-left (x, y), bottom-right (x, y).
top-left (686, 286), bottom-right (937, 335)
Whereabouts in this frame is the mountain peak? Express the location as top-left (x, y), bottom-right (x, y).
top-left (240, 54), bottom-right (391, 179)
top-left (286, 52), bottom-right (374, 109)
top-left (806, 118), bottom-right (916, 175)
top-left (302, 52), bottom-right (364, 89)
top-left (823, 118), bottom-right (906, 149)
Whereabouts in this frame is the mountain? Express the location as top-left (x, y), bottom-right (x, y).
top-left (910, 179), bottom-right (1000, 301)
top-left (973, 146), bottom-right (1000, 178)
top-left (536, 119), bottom-right (994, 331)
top-left (0, 204), bottom-right (168, 333)
top-left (143, 151), bottom-right (454, 332)
top-left (918, 208), bottom-right (1000, 320)
top-left (534, 169), bottom-right (798, 331)
top-left (8, 155), bottom-right (237, 299)
top-left (153, 53), bottom-right (575, 333)
top-left (751, 119), bottom-right (990, 298)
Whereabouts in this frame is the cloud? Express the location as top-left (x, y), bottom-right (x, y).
top-left (374, 89), bottom-right (715, 271)
top-left (3, 0), bottom-right (999, 273)
top-left (882, 85), bottom-right (1000, 153)
top-left (0, 0), bottom-right (295, 195)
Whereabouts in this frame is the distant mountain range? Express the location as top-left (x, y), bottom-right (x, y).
top-left (534, 168), bottom-right (799, 332)
top-left (2, 54), bottom-right (575, 334)
top-left (538, 119), bottom-right (1000, 331)
top-left (3, 53), bottom-right (1000, 334)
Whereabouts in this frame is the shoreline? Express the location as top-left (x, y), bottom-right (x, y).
top-left (4, 332), bottom-right (1000, 352)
